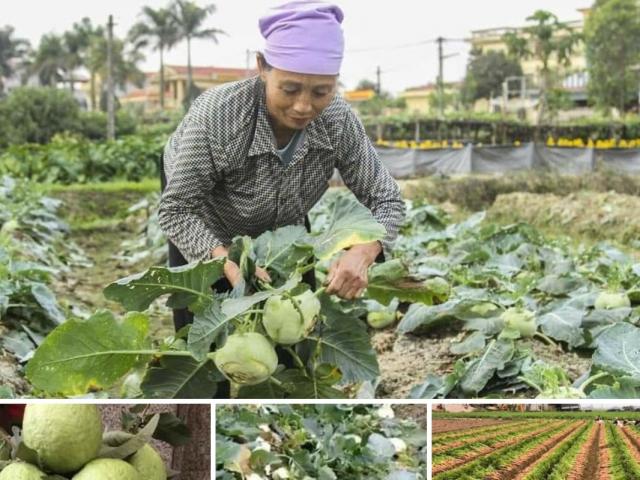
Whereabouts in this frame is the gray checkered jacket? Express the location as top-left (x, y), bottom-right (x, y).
top-left (160, 76), bottom-right (405, 262)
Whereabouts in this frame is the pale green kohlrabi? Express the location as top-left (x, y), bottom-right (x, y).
top-left (211, 332), bottom-right (278, 385)
top-left (262, 290), bottom-right (321, 345)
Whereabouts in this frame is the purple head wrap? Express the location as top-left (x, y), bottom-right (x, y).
top-left (259, 1), bottom-right (344, 75)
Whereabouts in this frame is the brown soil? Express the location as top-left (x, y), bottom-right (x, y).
top-left (598, 424), bottom-right (611, 480)
top-left (432, 420), bottom-right (565, 475)
top-left (393, 404), bottom-right (427, 430)
top-left (487, 421), bottom-right (586, 480)
top-left (567, 423), bottom-right (601, 480)
top-left (432, 418), bottom-right (512, 434)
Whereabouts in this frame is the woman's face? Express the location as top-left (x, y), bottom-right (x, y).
top-left (259, 58), bottom-right (338, 132)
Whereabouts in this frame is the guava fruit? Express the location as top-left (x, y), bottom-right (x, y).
top-left (263, 290), bottom-right (320, 344)
top-left (0, 462), bottom-right (45, 480)
top-left (22, 404), bottom-right (103, 474)
top-left (500, 307), bottom-right (536, 338)
top-left (128, 444), bottom-right (166, 480)
top-left (72, 458), bottom-right (140, 480)
top-left (212, 332), bottom-right (278, 385)
top-left (594, 291), bottom-right (630, 310)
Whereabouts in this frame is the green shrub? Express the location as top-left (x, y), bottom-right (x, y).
top-left (0, 87), bottom-right (80, 147)
top-left (76, 110), bottom-right (138, 140)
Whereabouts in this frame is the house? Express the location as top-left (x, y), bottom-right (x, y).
top-left (120, 64), bottom-right (258, 112)
top-left (468, 8), bottom-right (592, 121)
top-left (400, 82), bottom-right (461, 115)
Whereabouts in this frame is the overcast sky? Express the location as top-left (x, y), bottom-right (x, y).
top-left (6, 0), bottom-right (590, 94)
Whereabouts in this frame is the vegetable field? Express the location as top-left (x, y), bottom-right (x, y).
top-left (216, 404), bottom-right (426, 479)
top-left (431, 412), bottom-right (640, 479)
top-left (3, 168), bottom-right (640, 399)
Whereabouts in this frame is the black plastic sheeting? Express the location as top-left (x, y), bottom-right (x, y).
top-left (364, 143), bottom-right (640, 178)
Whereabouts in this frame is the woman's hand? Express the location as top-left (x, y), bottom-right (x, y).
top-left (325, 241), bottom-right (382, 300)
top-left (211, 245), bottom-right (272, 287)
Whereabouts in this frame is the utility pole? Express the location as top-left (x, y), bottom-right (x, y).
top-left (376, 65), bottom-right (381, 95)
top-left (106, 15), bottom-right (115, 141)
top-left (437, 37), bottom-right (444, 118)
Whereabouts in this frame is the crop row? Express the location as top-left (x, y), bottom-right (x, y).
top-left (432, 420), bottom-right (640, 480)
top-left (432, 420), bottom-right (553, 454)
top-left (432, 420), bottom-right (574, 477)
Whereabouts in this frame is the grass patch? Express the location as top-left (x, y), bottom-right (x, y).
top-left (42, 178), bottom-right (160, 194)
top-left (45, 179), bottom-right (159, 230)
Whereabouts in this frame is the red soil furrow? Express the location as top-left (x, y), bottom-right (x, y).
top-left (432, 422), bottom-right (540, 455)
top-left (598, 424), bottom-right (611, 480)
top-left (433, 418), bottom-right (512, 434)
top-left (432, 421), bottom-right (566, 476)
top-left (619, 426), bottom-right (640, 466)
top-left (567, 423), bottom-right (601, 480)
top-left (485, 421), bottom-right (586, 480)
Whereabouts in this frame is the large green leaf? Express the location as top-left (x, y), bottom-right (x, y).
top-left (254, 225), bottom-right (313, 280)
top-left (26, 310), bottom-right (150, 395)
top-left (103, 259), bottom-right (225, 312)
top-left (397, 300), bottom-right (462, 334)
top-left (141, 356), bottom-right (219, 398)
top-left (187, 298), bottom-right (227, 361)
top-left (459, 338), bottom-right (515, 394)
top-left (306, 296), bottom-right (379, 383)
top-left (312, 195), bottom-right (386, 260)
top-left (593, 323), bottom-right (640, 380)
top-left (538, 306), bottom-right (586, 348)
top-left (367, 259), bottom-right (448, 305)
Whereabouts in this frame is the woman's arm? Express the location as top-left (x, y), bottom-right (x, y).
top-left (158, 119), bottom-right (228, 262)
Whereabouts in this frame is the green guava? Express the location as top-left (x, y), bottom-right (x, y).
top-left (262, 290), bottom-right (320, 344)
top-left (0, 462), bottom-right (45, 480)
top-left (594, 291), bottom-right (630, 310)
top-left (128, 444), bottom-right (166, 480)
top-left (22, 404), bottom-right (103, 474)
top-left (500, 307), bottom-right (536, 338)
top-left (212, 332), bottom-right (278, 385)
top-left (72, 458), bottom-right (140, 480)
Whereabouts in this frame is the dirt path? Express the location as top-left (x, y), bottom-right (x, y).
top-left (568, 423), bottom-right (602, 480)
top-left (432, 421), bottom-right (565, 476)
top-left (598, 424), bottom-right (612, 480)
top-left (486, 421), bottom-right (586, 480)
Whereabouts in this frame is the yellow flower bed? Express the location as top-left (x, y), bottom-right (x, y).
top-left (375, 138), bottom-right (640, 149)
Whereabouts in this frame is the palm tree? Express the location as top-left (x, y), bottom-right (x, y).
top-left (87, 34), bottom-right (145, 111)
top-left (0, 26), bottom-right (31, 93)
top-left (63, 18), bottom-right (104, 94)
top-left (32, 34), bottom-right (67, 87)
top-left (171, 0), bottom-right (225, 106)
top-left (129, 6), bottom-right (179, 109)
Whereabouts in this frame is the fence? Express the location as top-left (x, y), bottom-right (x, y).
top-left (371, 143), bottom-right (640, 178)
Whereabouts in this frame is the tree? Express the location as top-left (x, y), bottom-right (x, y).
top-left (172, 0), bottom-right (225, 107)
top-left (63, 18), bottom-right (104, 96)
top-left (503, 10), bottom-right (581, 124)
top-left (584, 0), bottom-right (640, 114)
top-left (86, 35), bottom-right (145, 112)
top-left (0, 26), bottom-right (30, 94)
top-left (356, 79), bottom-right (377, 91)
top-left (32, 34), bottom-right (68, 87)
top-left (462, 49), bottom-right (523, 104)
top-left (129, 6), bottom-right (179, 109)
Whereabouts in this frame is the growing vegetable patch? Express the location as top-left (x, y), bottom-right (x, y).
top-left (216, 404), bottom-right (426, 479)
top-left (24, 194), bottom-right (442, 398)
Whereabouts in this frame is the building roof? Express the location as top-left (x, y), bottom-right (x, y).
top-left (164, 65), bottom-right (257, 77)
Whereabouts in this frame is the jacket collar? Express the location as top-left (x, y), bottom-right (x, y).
top-left (248, 81), bottom-right (334, 158)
